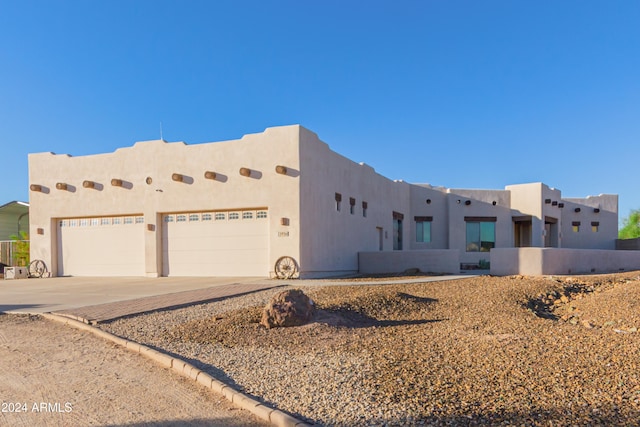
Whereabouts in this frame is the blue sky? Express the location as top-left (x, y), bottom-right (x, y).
top-left (1, 1), bottom-right (639, 225)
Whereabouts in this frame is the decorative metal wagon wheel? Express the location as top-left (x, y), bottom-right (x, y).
top-left (274, 256), bottom-right (298, 279)
top-left (28, 259), bottom-right (48, 278)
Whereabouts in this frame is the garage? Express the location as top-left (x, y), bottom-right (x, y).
top-left (56, 216), bottom-right (145, 276)
top-left (161, 209), bottom-right (269, 277)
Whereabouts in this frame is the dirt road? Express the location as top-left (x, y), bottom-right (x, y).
top-left (0, 314), bottom-right (268, 427)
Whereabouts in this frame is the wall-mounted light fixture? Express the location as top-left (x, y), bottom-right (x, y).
top-left (204, 171), bottom-right (217, 180)
top-left (275, 165), bottom-right (288, 175)
top-left (82, 180), bottom-right (96, 189)
top-left (37, 228), bottom-right (44, 235)
top-left (30, 184), bottom-right (43, 192)
top-left (280, 217), bottom-right (290, 226)
top-left (55, 182), bottom-right (69, 191)
top-left (239, 167), bottom-right (252, 177)
top-left (111, 179), bottom-right (123, 187)
top-left (147, 224), bottom-right (155, 232)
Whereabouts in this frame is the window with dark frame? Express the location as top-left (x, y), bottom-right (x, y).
top-left (465, 216), bottom-right (496, 252)
top-left (415, 216), bottom-right (432, 243)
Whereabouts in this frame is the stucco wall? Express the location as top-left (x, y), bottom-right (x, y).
top-left (491, 248), bottom-right (640, 276)
top-left (298, 127), bottom-right (411, 276)
top-left (359, 250), bottom-right (460, 275)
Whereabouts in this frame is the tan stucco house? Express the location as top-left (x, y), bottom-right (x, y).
top-left (28, 125), bottom-right (634, 278)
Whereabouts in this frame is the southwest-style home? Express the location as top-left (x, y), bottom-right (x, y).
top-left (28, 125), bottom-right (637, 278)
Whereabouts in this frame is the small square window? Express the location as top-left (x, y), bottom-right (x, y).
top-left (80, 219), bottom-right (89, 227)
top-left (113, 217), bottom-right (122, 225)
top-left (572, 221), bottom-right (580, 232)
top-left (101, 218), bottom-right (110, 226)
top-left (164, 215), bottom-right (174, 223)
top-left (59, 220), bottom-right (67, 227)
top-left (124, 217), bottom-right (134, 225)
top-left (229, 212), bottom-right (239, 220)
top-left (176, 215), bottom-right (187, 222)
top-left (591, 221), bottom-right (600, 232)
top-left (215, 213), bottom-right (226, 221)
top-left (257, 211), bottom-right (268, 219)
top-left (202, 213), bottom-right (212, 221)
top-left (189, 214), bottom-right (199, 222)
top-left (243, 211), bottom-right (253, 219)
top-left (90, 218), bottom-right (99, 226)
top-left (135, 216), bottom-right (144, 224)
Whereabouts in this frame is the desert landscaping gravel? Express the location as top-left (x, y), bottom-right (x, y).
top-left (102, 272), bottom-right (640, 426)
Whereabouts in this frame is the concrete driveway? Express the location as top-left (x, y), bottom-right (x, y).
top-left (0, 276), bottom-right (267, 314)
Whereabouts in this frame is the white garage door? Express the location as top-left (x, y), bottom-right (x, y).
top-left (162, 209), bottom-right (269, 277)
top-left (57, 216), bottom-right (145, 276)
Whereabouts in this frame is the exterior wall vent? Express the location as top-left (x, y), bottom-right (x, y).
top-left (574, 207), bottom-right (581, 213)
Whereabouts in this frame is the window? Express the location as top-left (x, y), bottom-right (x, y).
top-left (465, 217), bottom-right (496, 252)
top-left (189, 214), bottom-right (199, 222)
top-left (591, 221), bottom-right (599, 232)
top-left (257, 211), bottom-right (268, 219)
top-left (176, 215), bottom-right (187, 222)
top-left (135, 216), bottom-right (144, 224)
top-left (164, 215), bottom-right (174, 223)
top-left (362, 201), bottom-right (368, 218)
top-left (79, 219), bottom-right (89, 227)
top-left (215, 213), bottom-right (226, 221)
top-left (349, 197), bottom-right (356, 215)
top-left (572, 221), bottom-right (580, 232)
top-left (101, 217), bottom-right (111, 226)
top-left (124, 217), bottom-right (134, 225)
top-left (59, 220), bottom-right (67, 227)
top-left (415, 216), bottom-right (432, 243)
top-left (112, 217), bottom-right (121, 225)
top-left (335, 193), bottom-right (342, 212)
top-left (243, 211), bottom-right (253, 219)
top-left (229, 212), bottom-right (239, 220)
top-left (202, 213), bottom-right (212, 221)
top-left (90, 218), bottom-right (99, 226)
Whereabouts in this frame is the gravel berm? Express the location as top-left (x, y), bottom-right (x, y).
top-left (101, 272), bottom-right (640, 426)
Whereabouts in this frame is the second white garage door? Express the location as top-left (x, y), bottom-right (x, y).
top-left (162, 209), bottom-right (269, 277)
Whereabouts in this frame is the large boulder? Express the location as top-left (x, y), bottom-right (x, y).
top-left (260, 289), bottom-right (315, 329)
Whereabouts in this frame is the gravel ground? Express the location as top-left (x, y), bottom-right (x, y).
top-left (102, 272), bottom-right (640, 426)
